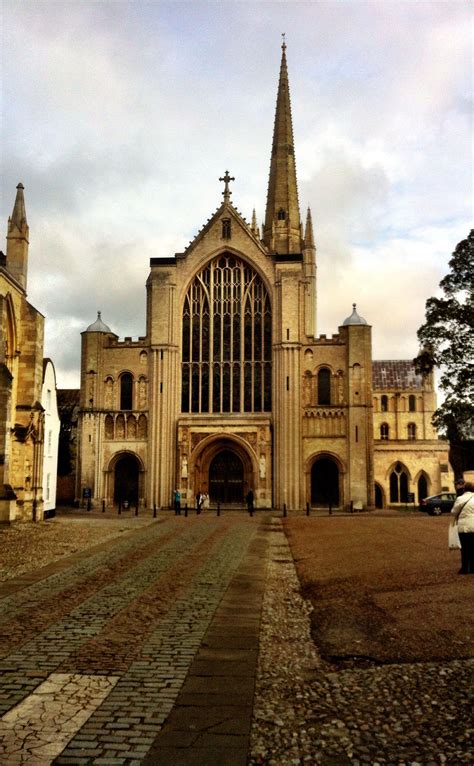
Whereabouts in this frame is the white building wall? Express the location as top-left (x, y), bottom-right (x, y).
top-left (42, 360), bottom-right (60, 513)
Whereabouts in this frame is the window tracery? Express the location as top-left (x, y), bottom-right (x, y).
top-left (181, 254), bottom-right (272, 413)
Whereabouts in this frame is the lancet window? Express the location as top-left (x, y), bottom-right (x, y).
top-left (181, 254), bottom-right (272, 414)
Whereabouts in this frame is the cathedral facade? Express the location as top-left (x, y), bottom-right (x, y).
top-left (76, 45), bottom-right (451, 511)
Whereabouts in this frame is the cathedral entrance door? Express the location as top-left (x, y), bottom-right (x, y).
top-left (114, 454), bottom-right (139, 506)
top-left (209, 450), bottom-right (244, 505)
top-left (311, 457), bottom-right (340, 507)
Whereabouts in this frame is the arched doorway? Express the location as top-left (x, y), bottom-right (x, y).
top-left (114, 454), bottom-right (139, 505)
top-left (209, 449), bottom-right (244, 504)
top-left (375, 483), bottom-right (384, 509)
top-left (418, 473), bottom-right (428, 503)
top-left (311, 457), bottom-right (340, 507)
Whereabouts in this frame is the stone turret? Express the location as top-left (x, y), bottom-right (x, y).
top-left (6, 183), bottom-right (29, 290)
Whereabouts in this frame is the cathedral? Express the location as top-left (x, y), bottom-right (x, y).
top-left (76, 44), bottom-right (451, 512)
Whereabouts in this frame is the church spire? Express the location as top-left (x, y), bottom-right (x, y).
top-left (263, 38), bottom-right (302, 254)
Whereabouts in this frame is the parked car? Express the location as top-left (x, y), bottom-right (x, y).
top-left (419, 492), bottom-right (456, 515)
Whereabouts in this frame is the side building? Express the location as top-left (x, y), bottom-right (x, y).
top-left (372, 360), bottom-right (451, 508)
top-left (0, 184), bottom-right (45, 522)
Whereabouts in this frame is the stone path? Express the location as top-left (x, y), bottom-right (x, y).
top-left (0, 514), bottom-right (267, 765)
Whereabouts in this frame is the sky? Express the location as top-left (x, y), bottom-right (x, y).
top-left (1, 0), bottom-right (472, 388)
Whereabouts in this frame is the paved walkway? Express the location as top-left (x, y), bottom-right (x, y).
top-left (0, 514), bottom-right (268, 765)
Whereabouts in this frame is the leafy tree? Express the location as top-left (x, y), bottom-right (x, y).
top-left (415, 230), bottom-right (474, 477)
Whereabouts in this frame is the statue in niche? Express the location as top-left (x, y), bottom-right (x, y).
top-left (303, 372), bottom-right (312, 406)
top-left (337, 372), bottom-right (344, 404)
top-left (138, 378), bottom-right (147, 409)
top-left (181, 455), bottom-right (188, 479)
top-left (104, 378), bottom-right (114, 409)
top-left (259, 454), bottom-right (266, 479)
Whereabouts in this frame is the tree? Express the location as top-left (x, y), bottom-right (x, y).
top-left (415, 230), bottom-right (474, 477)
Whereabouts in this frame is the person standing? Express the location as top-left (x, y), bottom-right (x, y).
top-left (246, 489), bottom-right (254, 514)
top-left (196, 491), bottom-right (203, 514)
top-left (174, 489), bottom-right (181, 515)
top-left (451, 481), bottom-right (474, 574)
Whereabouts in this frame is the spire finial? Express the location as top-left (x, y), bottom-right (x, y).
top-left (219, 170), bottom-right (235, 203)
top-left (281, 32), bottom-right (286, 51)
top-left (9, 182), bottom-right (28, 232)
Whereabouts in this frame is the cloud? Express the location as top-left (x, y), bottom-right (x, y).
top-left (1, 0), bottom-right (471, 388)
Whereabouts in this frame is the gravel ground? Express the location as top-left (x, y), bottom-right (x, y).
top-left (249, 518), bottom-right (474, 765)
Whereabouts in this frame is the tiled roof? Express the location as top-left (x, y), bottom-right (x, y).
top-left (372, 360), bottom-right (423, 390)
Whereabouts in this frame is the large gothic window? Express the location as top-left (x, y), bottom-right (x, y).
top-left (181, 254), bottom-right (272, 413)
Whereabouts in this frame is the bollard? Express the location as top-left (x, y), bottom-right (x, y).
top-left (306, 502), bottom-right (310, 517)
top-left (283, 503), bottom-right (287, 517)
top-left (153, 503), bottom-right (157, 518)
top-left (102, 500), bottom-right (105, 513)
top-left (185, 505), bottom-right (188, 517)
top-left (350, 500), bottom-right (354, 514)
top-left (217, 502), bottom-right (220, 516)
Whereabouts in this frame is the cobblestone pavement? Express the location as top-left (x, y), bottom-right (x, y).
top-left (1, 513), bottom-right (473, 765)
top-left (0, 514), bottom-right (267, 765)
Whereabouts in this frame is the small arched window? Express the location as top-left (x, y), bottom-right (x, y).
top-left (380, 423), bottom-right (389, 440)
top-left (407, 422), bottom-right (417, 440)
top-left (381, 395), bottom-right (388, 412)
top-left (222, 219), bottom-right (231, 239)
top-left (120, 373), bottom-right (133, 410)
top-left (408, 394), bottom-right (416, 412)
top-left (317, 368), bottom-right (331, 405)
top-left (277, 208), bottom-right (286, 220)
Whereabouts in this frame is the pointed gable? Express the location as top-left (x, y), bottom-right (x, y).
top-left (179, 201), bottom-right (268, 262)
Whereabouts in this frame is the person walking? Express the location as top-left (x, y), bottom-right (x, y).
top-left (451, 480), bottom-right (474, 574)
top-left (173, 489), bottom-right (181, 515)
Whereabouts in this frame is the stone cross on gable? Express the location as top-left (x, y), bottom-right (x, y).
top-left (219, 170), bottom-right (235, 202)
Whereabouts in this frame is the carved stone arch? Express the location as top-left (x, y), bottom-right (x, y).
top-left (104, 414), bottom-right (114, 440)
top-left (127, 414), bottom-right (137, 440)
top-left (137, 414), bottom-right (147, 439)
top-left (190, 433), bottom-right (257, 503)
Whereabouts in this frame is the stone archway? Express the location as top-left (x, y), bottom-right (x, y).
top-left (375, 483), bottom-right (384, 509)
top-left (113, 453), bottom-right (140, 505)
top-left (311, 457), bottom-right (340, 508)
top-left (193, 436), bottom-right (255, 506)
